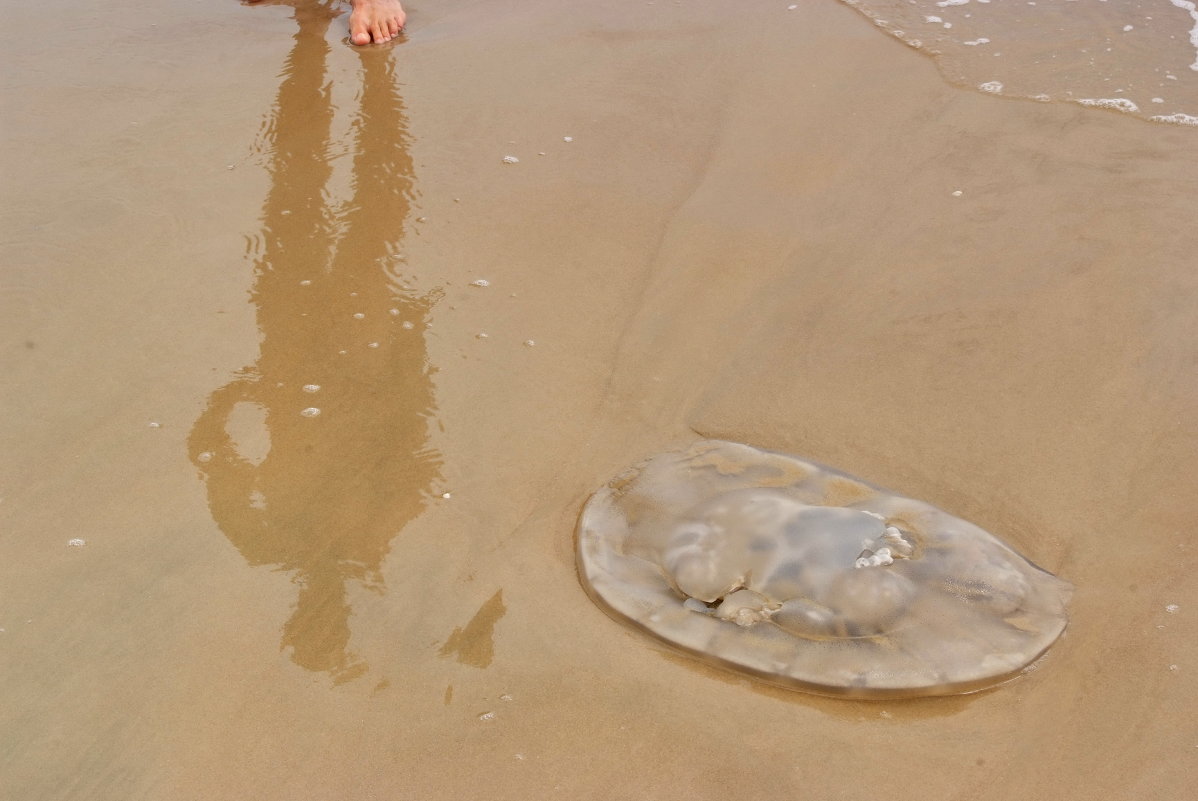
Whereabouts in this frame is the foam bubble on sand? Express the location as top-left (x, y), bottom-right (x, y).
top-left (979, 80), bottom-right (1003, 93)
top-left (1077, 97), bottom-right (1140, 113)
top-left (1151, 112), bottom-right (1198, 124)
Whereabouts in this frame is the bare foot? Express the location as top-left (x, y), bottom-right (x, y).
top-left (348, 0), bottom-right (405, 45)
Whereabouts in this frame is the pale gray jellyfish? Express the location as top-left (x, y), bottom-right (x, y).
top-left (576, 440), bottom-right (1072, 698)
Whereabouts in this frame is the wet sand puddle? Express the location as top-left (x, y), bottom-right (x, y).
top-left (187, 3), bottom-right (441, 683)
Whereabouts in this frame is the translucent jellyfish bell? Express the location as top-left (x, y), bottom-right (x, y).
top-left (576, 440), bottom-right (1072, 698)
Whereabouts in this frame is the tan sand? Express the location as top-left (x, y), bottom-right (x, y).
top-left (1, 0), bottom-right (1195, 799)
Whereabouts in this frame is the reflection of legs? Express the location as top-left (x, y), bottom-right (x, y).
top-left (349, 0), bottom-right (405, 45)
top-left (283, 568), bottom-right (365, 682)
top-left (329, 50), bottom-right (412, 272)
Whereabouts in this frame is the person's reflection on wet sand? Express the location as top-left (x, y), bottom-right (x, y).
top-left (189, 1), bottom-right (440, 683)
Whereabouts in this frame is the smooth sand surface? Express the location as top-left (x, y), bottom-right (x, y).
top-left (2, 1), bottom-right (1196, 799)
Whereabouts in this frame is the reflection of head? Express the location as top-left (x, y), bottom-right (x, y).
top-left (188, 8), bottom-right (438, 682)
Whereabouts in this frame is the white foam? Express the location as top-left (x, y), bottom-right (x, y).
top-left (1169, 0), bottom-right (1198, 71)
top-left (963, 37), bottom-right (991, 45)
top-left (979, 80), bottom-right (1004, 93)
top-left (1151, 112), bottom-right (1198, 124)
top-left (1077, 97), bottom-right (1140, 112)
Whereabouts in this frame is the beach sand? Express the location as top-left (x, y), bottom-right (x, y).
top-left (2, 0), bottom-right (1196, 798)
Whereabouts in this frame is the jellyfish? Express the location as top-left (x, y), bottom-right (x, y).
top-left (576, 440), bottom-right (1072, 698)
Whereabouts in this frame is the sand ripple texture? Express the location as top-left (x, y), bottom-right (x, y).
top-left (578, 440), bottom-right (1071, 699)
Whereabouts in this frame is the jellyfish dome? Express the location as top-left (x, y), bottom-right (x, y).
top-left (576, 440), bottom-right (1072, 698)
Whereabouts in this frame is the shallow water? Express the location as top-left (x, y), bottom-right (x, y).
top-left (842, 0), bottom-right (1198, 124)
top-left (3, 0), bottom-right (1197, 799)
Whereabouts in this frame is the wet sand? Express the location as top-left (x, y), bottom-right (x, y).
top-left (2, 1), bottom-right (1196, 799)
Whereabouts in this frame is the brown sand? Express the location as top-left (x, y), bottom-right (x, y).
top-left (2, 0), bottom-right (1196, 799)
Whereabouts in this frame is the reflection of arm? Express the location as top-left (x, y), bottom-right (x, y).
top-left (187, 376), bottom-right (275, 565)
top-left (188, 375), bottom-right (259, 470)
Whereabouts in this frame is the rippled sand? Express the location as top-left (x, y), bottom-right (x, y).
top-left (2, 1), bottom-right (1196, 799)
